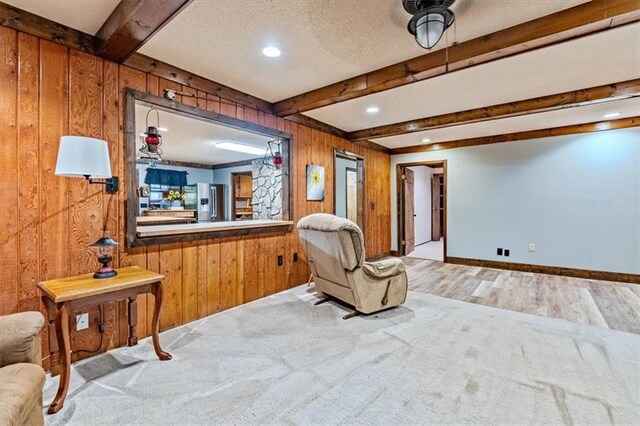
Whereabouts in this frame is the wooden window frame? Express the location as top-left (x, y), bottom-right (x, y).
top-left (124, 88), bottom-right (293, 247)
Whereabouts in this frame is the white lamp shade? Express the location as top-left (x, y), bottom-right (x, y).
top-left (55, 136), bottom-right (112, 178)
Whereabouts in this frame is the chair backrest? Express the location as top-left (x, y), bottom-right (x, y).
top-left (297, 214), bottom-right (365, 286)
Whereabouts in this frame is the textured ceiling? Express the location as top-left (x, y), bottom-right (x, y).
top-left (305, 23), bottom-right (640, 132)
top-left (135, 103), bottom-right (273, 165)
top-left (375, 97), bottom-right (640, 149)
top-left (139, 0), bottom-right (588, 102)
top-left (2, 0), bottom-right (120, 35)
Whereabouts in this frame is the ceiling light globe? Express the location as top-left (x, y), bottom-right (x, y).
top-left (262, 46), bottom-right (281, 57)
top-left (415, 13), bottom-right (445, 49)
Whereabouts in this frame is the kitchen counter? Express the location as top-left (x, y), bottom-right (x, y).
top-left (136, 220), bottom-right (294, 237)
top-left (137, 216), bottom-right (197, 225)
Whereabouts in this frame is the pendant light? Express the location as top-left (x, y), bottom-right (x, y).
top-left (403, 0), bottom-right (456, 50)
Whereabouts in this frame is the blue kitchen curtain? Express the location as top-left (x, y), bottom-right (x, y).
top-left (144, 168), bottom-right (188, 186)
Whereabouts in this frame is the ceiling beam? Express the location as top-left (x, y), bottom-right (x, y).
top-left (348, 79), bottom-right (640, 142)
top-left (95, 0), bottom-right (193, 62)
top-left (389, 117), bottom-right (640, 155)
top-left (272, 0), bottom-right (640, 117)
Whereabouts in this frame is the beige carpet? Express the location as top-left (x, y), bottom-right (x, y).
top-left (44, 286), bottom-right (640, 425)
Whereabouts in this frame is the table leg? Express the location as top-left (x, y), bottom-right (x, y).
top-left (151, 282), bottom-right (172, 361)
top-left (48, 303), bottom-right (70, 414)
top-left (128, 296), bottom-right (138, 346)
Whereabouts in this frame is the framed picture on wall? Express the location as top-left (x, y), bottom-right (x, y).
top-left (306, 165), bottom-right (325, 201)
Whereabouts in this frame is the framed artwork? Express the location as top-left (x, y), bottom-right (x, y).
top-left (306, 165), bottom-right (325, 201)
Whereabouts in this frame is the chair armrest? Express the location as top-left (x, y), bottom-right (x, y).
top-left (0, 312), bottom-right (44, 368)
top-left (362, 257), bottom-right (406, 279)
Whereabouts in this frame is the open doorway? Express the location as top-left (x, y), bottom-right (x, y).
top-left (334, 149), bottom-right (365, 229)
top-left (397, 161), bottom-right (447, 261)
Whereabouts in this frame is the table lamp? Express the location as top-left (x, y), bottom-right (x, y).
top-left (55, 136), bottom-right (120, 278)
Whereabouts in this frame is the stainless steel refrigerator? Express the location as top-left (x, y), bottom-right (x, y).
top-left (184, 183), bottom-right (225, 222)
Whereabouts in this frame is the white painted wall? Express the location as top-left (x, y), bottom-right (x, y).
top-left (409, 166), bottom-right (432, 245)
top-left (391, 127), bottom-right (640, 274)
top-left (335, 157), bottom-right (357, 218)
top-left (211, 164), bottom-right (252, 221)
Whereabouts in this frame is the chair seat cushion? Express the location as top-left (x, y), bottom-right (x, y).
top-left (0, 363), bottom-right (45, 425)
top-left (362, 257), bottom-right (406, 279)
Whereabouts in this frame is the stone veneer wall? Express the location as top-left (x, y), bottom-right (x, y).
top-left (252, 159), bottom-right (283, 220)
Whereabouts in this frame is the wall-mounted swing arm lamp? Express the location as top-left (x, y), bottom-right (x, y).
top-left (55, 136), bottom-right (119, 193)
top-left (55, 136), bottom-right (119, 279)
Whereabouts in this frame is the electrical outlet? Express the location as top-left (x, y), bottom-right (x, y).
top-left (293, 252), bottom-right (298, 262)
top-left (529, 243), bottom-right (536, 252)
top-left (76, 313), bottom-right (89, 331)
top-left (497, 248), bottom-right (503, 256)
top-left (504, 249), bottom-right (510, 257)
top-left (277, 255), bottom-right (283, 266)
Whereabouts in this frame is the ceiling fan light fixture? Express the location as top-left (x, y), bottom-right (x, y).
top-left (404, 1), bottom-right (455, 50)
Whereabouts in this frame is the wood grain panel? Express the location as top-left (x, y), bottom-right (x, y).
top-left (16, 33), bottom-right (39, 313)
top-left (38, 40), bottom-right (69, 282)
top-left (182, 241), bottom-right (198, 324)
top-left (3, 28), bottom-right (392, 370)
top-left (68, 50), bottom-right (103, 277)
top-left (0, 27), bottom-right (18, 315)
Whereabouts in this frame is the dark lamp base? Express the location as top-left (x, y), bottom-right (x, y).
top-left (94, 269), bottom-right (118, 279)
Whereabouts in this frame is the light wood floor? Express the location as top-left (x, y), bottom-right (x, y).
top-left (403, 257), bottom-right (640, 335)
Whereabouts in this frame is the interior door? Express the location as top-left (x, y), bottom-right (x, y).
top-left (403, 168), bottom-right (415, 255)
top-left (431, 174), bottom-right (441, 241)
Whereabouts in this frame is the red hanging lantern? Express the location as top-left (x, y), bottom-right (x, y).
top-left (273, 151), bottom-right (283, 168)
top-left (144, 126), bottom-right (161, 152)
top-left (140, 108), bottom-right (163, 159)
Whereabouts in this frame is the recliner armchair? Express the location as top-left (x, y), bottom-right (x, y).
top-left (0, 312), bottom-right (46, 426)
top-left (298, 214), bottom-right (407, 318)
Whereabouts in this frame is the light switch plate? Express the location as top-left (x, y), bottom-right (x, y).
top-left (529, 243), bottom-right (536, 252)
top-left (76, 313), bottom-right (89, 331)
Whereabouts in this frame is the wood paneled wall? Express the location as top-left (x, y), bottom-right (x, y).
top-left (0, 27), bottom-right (391, 369)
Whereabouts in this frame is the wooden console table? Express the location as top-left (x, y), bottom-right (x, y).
top-left (37, 266), bottom-right (172, 414)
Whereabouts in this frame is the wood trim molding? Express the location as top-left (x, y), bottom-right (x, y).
top-left (0, 2), bottom-right (95, 53)
top-left (211, 159), bottom-right (256, 170)
top-left (286, 114), bottom-right (348, 139)
top-left (446, 257), bottom-right (640, 285)
top-left (389, 117), bottom-right (640, 155)
top-left (95, 0), bottom-right (193, 62)
top-left (272, 0), bottom-right (640, 116)
top-left (349, 79), bottom-right (640, 142)
top-left (284, 114), bottom-right (391, 153)
top-left (124, 53), bottom-right (274, 113)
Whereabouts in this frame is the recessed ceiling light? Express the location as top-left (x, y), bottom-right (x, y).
top-left (262, 46), bottom-right (281, 57)
top-left (422, 138), bottom-right (431, 143)
top-left (603, 112), bottom-right (620, 119)
top-left (158, 127), bottom-right (168, 132)
top-left (216, 141), bottom-right (266, 156)
top-left (366, 107), bottom-right (379, 114)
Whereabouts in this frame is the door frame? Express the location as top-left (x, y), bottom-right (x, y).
top-left (396, 160), bottom-right (448, 258)
top-left (334, 149), bottom-right (365, 230)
